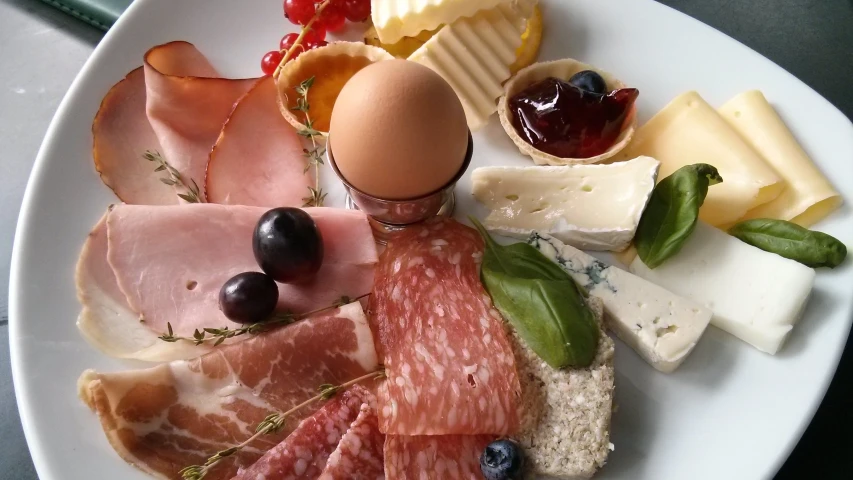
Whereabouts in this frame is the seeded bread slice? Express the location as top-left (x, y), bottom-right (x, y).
top-left (509, 296), bottom-right (615, 479)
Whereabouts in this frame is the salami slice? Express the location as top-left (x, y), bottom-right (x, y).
top-left (384, 435), bottom-right (494, 479)
top-left (320, 403), bottom-right (385, 479)
top-left (369, 219), bottom-right (521, 435)
top-left (233, 385), bottom-right (374, 480)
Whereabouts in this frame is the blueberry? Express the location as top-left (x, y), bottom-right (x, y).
top-left (480, 439), bottom-right (525, 480)
top-left (568, 70), bottom-right (608, 95)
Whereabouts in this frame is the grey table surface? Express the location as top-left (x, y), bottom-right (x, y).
top-left (1, 0), bottom-right (851, 478)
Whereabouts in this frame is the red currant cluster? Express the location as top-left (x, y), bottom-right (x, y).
top-left (261, 0), bottom-right (373, 76)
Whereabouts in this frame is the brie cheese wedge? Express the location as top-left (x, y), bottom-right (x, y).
top-left (629, 222), bottom-right (816, 354)
top-left (472, 156), bottom-right (660, 251)
top-left (530, 232), bottom-right (712, 372)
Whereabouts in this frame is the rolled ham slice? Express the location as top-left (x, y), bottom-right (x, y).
top-left (206, 75), bottom-right (311, 207)
top-left (78, 302), bottom-right (379, 480)
top-left (76, 204), bottom-right (378, 361)
top-left (143, 41), bottom-right (257, 199)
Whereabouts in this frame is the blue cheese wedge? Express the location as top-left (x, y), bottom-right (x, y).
top-left (629, 222), bottom-right (816, 354)
top-left (529, 232), bottom-right (712, 373)
top-left (471, 156), bottom-right (660, 251)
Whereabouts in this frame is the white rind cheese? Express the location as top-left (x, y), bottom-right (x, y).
top-left (471, 156), bottom-right (660, 251)
top-left (529, 232), bottom-right (712, 373)
top-left (629, 222), bottom-right (816, 354)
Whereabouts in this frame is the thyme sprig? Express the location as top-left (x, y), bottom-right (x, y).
top-left (158, 294), bottom-right (368, 345)
top-left (143, 150), bottom-right (204, 203)
top-left (292, 77), bottom-right (327, 207)
top-left (179, 368), bottom-right (386, 480)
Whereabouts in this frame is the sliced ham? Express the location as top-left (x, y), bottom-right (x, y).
top-left (384, 435), bottom-right (494, 479)
top-left (91, 67), bottom-right (175, 204)
top-left (206, 75), bottom-right (311, 207)
top-left (76, 204), bottom-right (378, 361)
top-left (369, 219), bottom-right (521, 435)
top-left (320, 402), bottom-right (385, 479)
top-left (143, 41), bottom-right (257, 199)
top-left (78, 301), bottom-right (379, 480)
top-left (233, 385), bottom-right (374, 480)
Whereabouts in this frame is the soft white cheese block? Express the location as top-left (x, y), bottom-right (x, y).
top-left (471, 156), bottom-right (660, 251)
top-left (372, 0), bottom-right (511, 45)
top-left (629, 223), bottom-right (816, 354)
top-left (529, 232), bottom-right (712, 373)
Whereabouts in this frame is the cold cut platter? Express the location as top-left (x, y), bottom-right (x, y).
top-left (10, 0), bottom-right (853, 479)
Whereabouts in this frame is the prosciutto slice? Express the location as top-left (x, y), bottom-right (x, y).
top-left (369, 219), bottom-right (521, 435)
top-left (78, 302), bottom-right (379, 480)
top-left (206, 75), bottom-right (311, 207)
top-left (384, 435), bottom-right (494, 479)
top-left (320, 402), bottom-right (385, 479)
top-left (76, 204), bottom-right (378, 361)
top-left (233, 385), bottom-right (375, 480)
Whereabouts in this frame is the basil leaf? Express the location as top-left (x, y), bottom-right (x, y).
top-left (634, 164), bottom-right (723, 269)
top-left (471, 218), bottom-right (599, 368)
top-left (729, 218), bottom-right (847, 268)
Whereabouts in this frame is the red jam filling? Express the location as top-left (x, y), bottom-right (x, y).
top-left (509, 77), bottom-right (639, 158)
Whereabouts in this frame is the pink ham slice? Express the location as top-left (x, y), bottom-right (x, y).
top-left (78, 301), bottom-right (379, 480)
top-left (206, 75), bottom-right (311, 207)
top-left (76, 204), bottom-right (377, 361)
top-left (233, 385), bottom-right (374, 480)
top-left (369, 219), bottom-right (521, 436)
top-left (92, 67), bottom-right (176, 204)
top-left (320, 402), bottom-right (385, 479)
top-left (143, 41), bottom-right (257, 199)
top-left (384, 435), bottom-right (494, 479)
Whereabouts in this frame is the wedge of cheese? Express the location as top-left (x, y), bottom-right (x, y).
top-left (618, 91), bottom-right (784, 227)
top-left (719, 90), bottom-right (842, 227)
top-left (629, 223), bottom-right (815, 354)
top-left (372, 0), bottom-right (508, 45)
top-left (472, 156), bottom-right (660, 251)
top-left (408, 0), bottom-right (535, 130)
top-left (530, 233), bottom-right (712, 373)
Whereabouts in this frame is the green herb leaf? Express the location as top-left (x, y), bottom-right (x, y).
top-left (729, 218), bottom-right (847, 268)
top-left (634, 164), bottom-right (723, 269)
top-left (471, 218), bottom-right (599, 368)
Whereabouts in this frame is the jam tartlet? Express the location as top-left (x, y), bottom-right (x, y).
top-left (498, 58), bottom-right (638, 165)
top-left (275, 41), bottom-right (394, 134)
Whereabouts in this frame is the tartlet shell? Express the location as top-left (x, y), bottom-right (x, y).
top-left (275, 41), bottom-right (394, 134)
top-left (498, 58), bottom-right (638, 165)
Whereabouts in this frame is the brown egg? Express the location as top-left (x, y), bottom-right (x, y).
top-left (329, 59), bottom-right (469, 200)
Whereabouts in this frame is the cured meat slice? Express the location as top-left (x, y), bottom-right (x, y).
top-left (369, 219), bottom-right (521, 435)
top-left (234, 385), bottom-right (374, 480)
top-left (76, 204), bottom-right (378, 361)
top-left (78, 302), bottom-right (379, 480)
top-left (320, 403), bottom-right (385, 479)
top-left (143, 41), bottom-right (257, 199)
top-left (91, 67), bottom-right (176, 204)
top-left (384, 435), bottom-right (494, 479)
top-left (206, 75), bottom-right (311, 207)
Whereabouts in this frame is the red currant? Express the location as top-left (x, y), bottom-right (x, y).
top-left (317, 3), bottom-right (346, 32)
top-left (337, 0), bottom-right (370, 22)
top-left (260, 50), bottom-right (284, 76)
top-left (279, 33), bottom-right (300, 52)
top-left (302, 25), bottom-right (327, 43)
top-left (283, 0), bottom-right (316, 26)
top-left (304, 39), bottom-right (329, 50)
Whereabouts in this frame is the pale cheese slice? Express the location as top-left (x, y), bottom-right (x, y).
top-left (719, 90), bottom-right (842, 227)
top-left (629, 222), bottom-right (815, 355)
top-left (472, 156), bottom-right (660, 251)
top-left (618, 91), bottom-right (784, 226)
top-left (372, 0), bottom-right (514, 45)
top-left (407, 0), bottom-right (535, 131)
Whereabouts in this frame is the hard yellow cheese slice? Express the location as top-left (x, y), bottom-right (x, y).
top-left (719, 90), bottom-right (842, 227)
top-left (618, 91), bottom-right (783, 226)
top-left (407, 0), bottom-right (535, 131)
top-left (372, 0), bottom-right (510, 45)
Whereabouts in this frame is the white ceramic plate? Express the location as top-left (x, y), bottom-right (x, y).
top-left (10, 0), bottom-right (853, 478)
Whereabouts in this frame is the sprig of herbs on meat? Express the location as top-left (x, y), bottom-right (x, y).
top-left (143, 150), bottom-right (205, 203)
top-left (292, 77), bottom-right (327, 207)
top-left (178, 367), bottom-right (386, 480)
top-left (158, 293), bottom-right (369, 345)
